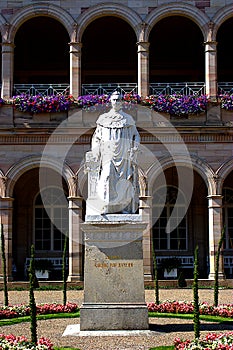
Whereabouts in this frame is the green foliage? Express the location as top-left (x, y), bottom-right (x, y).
top-left (29, 245), bottom-right (37, 344)
top-left (62, 235), bottom-right (68, 306)
top-left (214, 226), bottom-right (225, 307)
top-left (152, 240), bottom-right (159, 304)
top-left (0, 224), bottom-right (8, 306)
top-left (193, 245), bottom-right (200, 340)
top-left (178, 270), bottom-right (187, 288)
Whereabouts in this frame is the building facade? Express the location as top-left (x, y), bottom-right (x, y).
top-left (0, 0), bottom-right (233, 283)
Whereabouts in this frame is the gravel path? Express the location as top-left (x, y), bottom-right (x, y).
top-left (0, 289), bottom-right (232, 350)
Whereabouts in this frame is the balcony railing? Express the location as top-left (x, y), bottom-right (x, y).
top-left (218, 82), bottom-right (233, 94)
top-left (81, 83), bottom-right (138, 96)
top-left (13, 84), bottom-right (70, 96)
top-left (10, 82), bottom-right (233, 97)
top-left (149, 82), bottom-right (206, 95)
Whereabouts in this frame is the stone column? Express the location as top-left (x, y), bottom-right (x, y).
top-left (137, 41), bottom-right (150, 97)
top-left (69, 42), bottom-right (82, 98)
top-left (204, 39), bottom-right (217, 100)
top-left (67, 196), bottom-right (83, 282)
top-left (139, 195), bottom-right (153, 281)
top-left (1, 42), bottom-right (14, 99)
top-left (0, 197), bottom-right (14, 281)
top-left (207, 195), bottom-right (224, 280)
top-left (204, 22), bottom-right (221, 124)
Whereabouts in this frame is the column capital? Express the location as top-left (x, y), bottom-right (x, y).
top-left (69, 41), bottom-right (82, 52)
top-left (207, 194), bottom-right (223, 208)
top-left (0, 197), bottom-right (14, 207)
top-left (204, 40), bottom-right (217, 53)
top-left (136, 41), bottom-right (150, 53)
top-left (139, 195), bottom-right (152, 209)
top-left (68, 196), bottom-right (83, 209)
top-left (207, 194), bottom-right (223, 199)
top-left (1, 41), bottom-right (15, 53)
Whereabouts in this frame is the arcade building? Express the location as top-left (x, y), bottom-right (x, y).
top-left (0, 0), bottom-right (232, 284)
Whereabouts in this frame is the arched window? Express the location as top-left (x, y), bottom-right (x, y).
top-left (223, 187), bottom-right (233, 250)
top-left (153, 186), bottom-right (187, 250)
top-left (34, 187), bottom-right (68, 251)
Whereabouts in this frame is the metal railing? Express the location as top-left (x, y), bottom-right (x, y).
top-left (13, 84), bottom-right (70, 96)
top-left (81, 83), bottom-right (138, 96)
top-left (9, 82), bottom-right (233, 97)
top-left (218, 82), bottom-right (233, 95)
top-left (149, 82), bottom-right (206, 96)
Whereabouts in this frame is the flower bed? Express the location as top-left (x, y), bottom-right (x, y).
top-left (174, 331), bottom-right (233, 349)
top-left (147, 301), bottom-right (233, 318)
top-left (0, 302), bottom-right (78, 319)
top-left (1, 301), bottom-right (233, 320)
top-left (0, 334), bottom-right (53, 350)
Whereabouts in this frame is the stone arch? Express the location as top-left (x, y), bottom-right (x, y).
top-left (146, 153), bottom-right (216, 196)
top-left (76, 3), bottom-right (142, 41)
top-left (216, 157), bottom-right (233, 194)
top-left (5, 155), bottom-right (75, 198)
top-left (7, 3), bottom-right (75, 42)
top-left (144, 3), bottom-right (209, 42)
top-left (0, 14), bottom-right (8, 38)
top-left (212, 4), bottom-right (233, 39)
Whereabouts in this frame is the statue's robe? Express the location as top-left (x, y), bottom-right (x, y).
top-left (91, 109), bottom-right (140, 214)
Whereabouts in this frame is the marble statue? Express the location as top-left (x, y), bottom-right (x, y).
top-left (85, 91), bottom-right (140, 215)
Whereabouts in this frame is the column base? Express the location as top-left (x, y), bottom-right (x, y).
top-left (67, 274), bottom-right (83, 282)
top-left (208, 272), bottom-right (225, 280)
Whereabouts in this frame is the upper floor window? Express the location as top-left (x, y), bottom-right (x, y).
top-left (34, 187), bottom-right (68, 251)
top-left (153, 186), bottom-right (187, 251)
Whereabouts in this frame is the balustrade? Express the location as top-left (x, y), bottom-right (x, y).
top-left (6, 82), bottom-right (233, 97)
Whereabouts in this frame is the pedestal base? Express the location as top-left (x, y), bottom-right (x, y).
top-left (80, 303), bottom-right (148, 330)
top-left (80, 217), bottom-right (149, 331)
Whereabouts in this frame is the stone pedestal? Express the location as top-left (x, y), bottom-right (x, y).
top-left (80, 215), bottom-right (149, 331)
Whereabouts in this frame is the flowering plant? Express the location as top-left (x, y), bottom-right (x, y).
top-left (174, 331), bottom-right (233, 349)
top-left (12, 94), bottom-right (75, 114)
top-left (0, 334), bottom-right (53, 350)
top-left (3, 92), bottom-right (233, 116)
top-left (0, 302), bottom-right (78, 319)
top-left (76, 93), bottom-right (140, 111)
top-left (219, 94), bottom-right (233, 110)
top-left (147, 300), bottom-right (233, 318)
top-left (141, 94), bottom-right (208, 117)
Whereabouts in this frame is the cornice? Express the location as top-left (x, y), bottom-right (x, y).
top-left (0, 129), bottom-right (232, 144)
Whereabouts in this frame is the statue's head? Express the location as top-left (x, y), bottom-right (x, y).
top-left (110, 91), bottom-right (123, 112)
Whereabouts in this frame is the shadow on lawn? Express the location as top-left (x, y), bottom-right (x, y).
top-left (149, 322), bottom-right (232, 333)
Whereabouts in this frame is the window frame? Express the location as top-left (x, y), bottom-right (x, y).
top-left (33, 186), bottom-right (68, 252)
